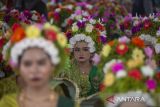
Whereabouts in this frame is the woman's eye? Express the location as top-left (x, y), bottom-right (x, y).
top-left (83, 47), bottom-right (89, 52)
top-left (38, 60), bottom-right (46, 66)
top-left (74, 48), bottom-right (80, 52)
top-left (23, 61), bottom-right (32, 67)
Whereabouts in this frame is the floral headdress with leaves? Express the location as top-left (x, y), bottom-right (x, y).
top-left (2, 23), bottom-right (68, 74)
top-left (66, 17), bottom-right (107, 53)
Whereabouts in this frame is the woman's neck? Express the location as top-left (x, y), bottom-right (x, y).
top-left (24, 84), bottom-right (51, 100)
top-left (77, 61), bottom-right (92, 74)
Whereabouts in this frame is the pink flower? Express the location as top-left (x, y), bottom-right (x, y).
top-left (111, 62), bottom-right (124, 73)
top-left (9, 59), bottom-right (17, 68)
top-left (92, 53), bottom-right (101, 65)
top-left (75, 10), bottom-right (82, 15)
top-left (118, 36), bottom-right (130, 43)
top-left (146, 79), bottom-right (157, 91)
top-left (144, 47), bottom-right (153, 58)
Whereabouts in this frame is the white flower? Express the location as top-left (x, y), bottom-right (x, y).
top-left (82, 18), bottom-right (87, 21)
top-left (69, 34), bottom-right (96, 53)
top-left (116, 70), bottom-right (127, 78)
top-left (72, 23), bottom-right (78, 32)
top-left (140, 34), bottom-right (157, 45)
top-left (2, 41), bottom-right (11, 60)
top-left (139, 34), bottom-right (146, 39)
top-left (82, 11), bottom-right (89, 16)
top-left (142, 16), bottom-right (149, 22)
top-left (149, 14), bottom-right (154, 19)
top-left (32, 14), bottom-right (38, 21)
top-left (154, 17), bottom-right (159, 22)
top-left (85, 24), bottom-right (94, 33)
top-left (86, 4), bottom-right (93, 9)
top-left (124, 30), bottom-right (132, 36)
top-left (133, 20), bottom-right (139, 26)
top-left (11, 38), bottom-right (60, 65)
top-left (103, 59), bottom-right (116, 74)
top-left (75, 7), bottom-right (81, 10)
top-left (66, 5), bottom-right (73, 10)
top-left (75, 15), bottom-right (82, 20)
top-left (70, 14), bottom-right (75, 19)
top-left (156, 30), bottom-right (160, 37)
top-left (141, 66), bottom-right (154, 77)
top-left (155, 43), bottom-right (160, 54)
top-left (100, 31), bottom-right (107, 36)
top-left (55, 8), bottom-right (61, 12)
top-left (89, 19), bottom-right (96, 24)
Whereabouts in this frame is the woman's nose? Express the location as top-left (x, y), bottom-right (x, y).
top-left (30, 63), bottom-right (39, 74)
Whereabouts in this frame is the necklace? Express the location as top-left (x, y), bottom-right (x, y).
top-left (18, 90), bottom-right (58, 107)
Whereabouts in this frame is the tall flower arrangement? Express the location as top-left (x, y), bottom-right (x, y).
top-left (91, 0), bottom-right (128, 40)
top-left (3, 9), bottom-right (46, 26)
top-left (48, 3), bottom-right (75, 30)
top-left (98, 37), bottom-right (159, 94)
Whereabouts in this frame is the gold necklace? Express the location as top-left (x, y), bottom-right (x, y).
top-left (18, 90), bottom-right (58, 107)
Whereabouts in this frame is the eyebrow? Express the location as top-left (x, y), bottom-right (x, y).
top-left (22, 56), bottom-right (49, 62)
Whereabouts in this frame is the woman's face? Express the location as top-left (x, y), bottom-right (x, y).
top-left (73, 41), bottom-right (92, 63)
top-left (119, 102), bottom-right (147, 107)
top-left (19, 48), bottom-right (54, 88)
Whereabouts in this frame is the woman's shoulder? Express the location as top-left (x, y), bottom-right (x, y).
top-left (58, 96), bottom-right (75, 107)
top-left (0, 93), bottom-right (18, 107)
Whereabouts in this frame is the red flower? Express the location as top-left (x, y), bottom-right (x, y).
top-left (0, 37), bottom-right (5, 48)
top-left (67, 19), bottom-right (73, 26)
top-left (48, 12), bottom-right (54, 19)
top-left (0, 53), bottom-right (3, 63)
top-left (131, 37), bottom-right (145, 48)
top-left (95, 23), bottom-right (105, 31)
top-left (24, 20), bottom-right (31, 24)
top-left (99, 83), bottom-right (106, 91)
top-left (116, 43), bottom-right (128, 55)
top-left (11, 23), bottom-right (21, 32)
top-left (144, 21), bottom-right (152, 30)
top-left (45, 30), bottom-right (57, 41)
top-left (156, 72), bottom-right (160, 80)
top-left (11, 27), bottom-right (25, 43)
top-left (124, 21), bottom-right (130, 29)
top-left (128, 69), bottom-right (142, 80)
top-left (53, 12), bottom-right (60, 22)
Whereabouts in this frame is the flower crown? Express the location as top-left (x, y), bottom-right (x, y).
top-left (66, 18), bottom-right (107, 53)
top-left (2, 23), bottom-right (67, 68)
top-left (99, 37), bottom-right (159, 93)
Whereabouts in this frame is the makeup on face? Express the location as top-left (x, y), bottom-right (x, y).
top-left (19, 48), bottom-right (53, 87)
top-left (74, 47), bottom-right (90, 52)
